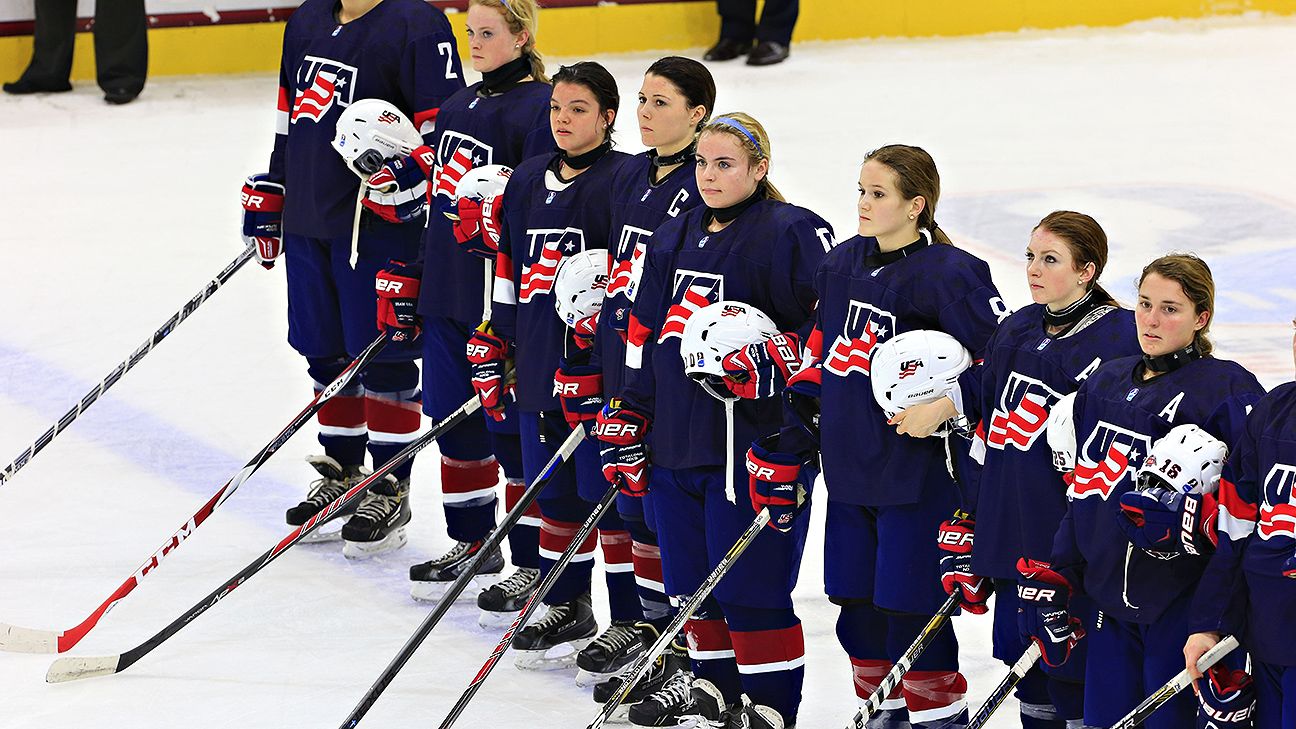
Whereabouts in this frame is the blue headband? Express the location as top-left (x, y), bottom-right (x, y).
top-left (501, 0), bottom-right (512, 12)
top-left (712, 117), bottom-right (761, 154)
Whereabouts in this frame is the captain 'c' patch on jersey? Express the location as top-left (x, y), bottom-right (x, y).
top-left (608, 226), bottom-right (651, 301)
top-left (823, 300), bottom-right (895, 378)
top-left (1071, 422), bottom-right (1151, 501)
top-left (657, 271), bottom-right (723, 343)
top-left (520, 228), bottom-right (584, 303)
top-left (1258, 463), bottom-right (1296, 540)
top-left (291, 56), bottom-right (358, 123)
top-left (987, 373), bottom-right (1061, 451)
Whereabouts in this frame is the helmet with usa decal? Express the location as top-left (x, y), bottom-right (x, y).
top-left (679, 300), bottom-right (779, 401)
top-left (1136, 424), bottom-right (1227, 496)
top-left (553, 249), bottom-right (609, 328)
top-left (331, 99), bottom-right (424, 178)
top-left (869, 329), bottom-right (972, 436)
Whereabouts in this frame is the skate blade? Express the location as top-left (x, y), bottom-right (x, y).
top-left (409, 573), bottom-right (502, 604)
top-left (297, 520), bottom-right (346, 544)
top-left (512, 637), bottom-right (594, 671)
top-left (477, 607), bottom-right (522, 630)
top-left (342, 528), bottom-right (408, 560)
top-left (576, 667), bottom-right (625, 688)
top-left (629, 715), bottom-right (714, 729)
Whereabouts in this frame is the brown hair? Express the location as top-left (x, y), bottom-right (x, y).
top-left (469, 0), bottom-right (548, 83)
top-left (1138, 253), bottom-right (1216, 355)
top-left (1034, 211), bottom-right (1117, 307)
top-left (862, 144), bottom-right (952, 245)
top-left (698, 112), bottom-right (786, 203)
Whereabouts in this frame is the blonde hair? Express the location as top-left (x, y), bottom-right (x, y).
top-left (699, 112), bottom-right (786, 203)
top-left (469, 0), bottom-right (548, 83)
top-left (862, 144), bottom-right (952, 245)
top-left (1138, 253), bottom-right (1216, 356)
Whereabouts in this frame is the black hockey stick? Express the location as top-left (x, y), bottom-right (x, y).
top-left (966, 642), bottom-right (1042, 728)
top-left (42, 387), bottom-right (477, 683)
top-left (0, 244), bottom-right (256, 487)
top-left (587, 507), bottom-right (772, 729)
top-left (843, 591), bottom-right (962, 729)
top-left (1, 331), bottom-right (388, 655)
top-left (339, 425), bottom-right (587, 728)
top-left (439, 480), bottom-right (619, 728)
top-left (1105, 635), bottom-right (1239, 729)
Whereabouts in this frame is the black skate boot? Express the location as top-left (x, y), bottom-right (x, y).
top-left (286, 456), bottom-right (366, 543)
top-left (476, 566), bottom-right (541, 629)
top-left (340, 475), bottom-right (411, 559)
top-left (575, 620), bottom-right (653, 687)
top-left (720, 694), bottom-right (786, 729)
top-left (512, 592), bottom-right (597, 670)
top-left (408, 540), bottom-right (505, 603)
top-left (592, 637), bottom-right (689, 720)
top-left (626, 669), bottom-right (725, 728)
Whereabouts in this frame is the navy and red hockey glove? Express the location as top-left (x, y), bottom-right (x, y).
top-left (938, 516), bottom-right (991, 615)
top-left (746, 431), bottom-right (814, 532)
top-left (1118, 487), bottom-right (1218, 557)
top-left (784, 363), bottom-right (822, 442)
top-left (481, 193), bottom-right (504, 250)
top-left (465, 322), bottom-right (514, 421)
top-left (374, 263), bottom-right (421, 343)
top-left (554, 349), bottom-right (604, 431)
top-left (572, 312), bottom-right (599, 350)
top-left (362, 146), bottom-right (435, 224)
top-left (240, 173), bottom-right (285, 269)
top-left (1284, 551), bottom-right (1296, 579)
top-left (592, 400), bottom-right (650, 496)
top-left (1016, 558), bottom-right (1085, 668)
top-left (721, 333), bottom-right (802, 399)
top-left (1196, 666), bottom-right (1256, 728)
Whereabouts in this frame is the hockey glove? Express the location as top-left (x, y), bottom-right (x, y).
top-left (481, 193), bottom-right (504, 250)
top-left (1196, 666), bottom-right (1256, 729)
top-left (784, 364), bottom-right (822, 442)
top-left (1117, 487), bottom-right (1218, 557)
top-left (362, 146), bottom-right (435, 224)
top-left (720, 333), bottom-right (802, 399)
top-left (746, 431), bottom-right (814, 532)
top-left (375, 263), bottom-right (421, 343)
top-left (938, 516), bottom-right (991, 615)
top-left (466, 322), bottom-right (515, 421)
top-left (572, 312), bottom-right (599, 350)
top-left (554, 349), bottom-right (604, 431)
top-left (1284, 551), bottom-right (1296, 579)
top-left (240, 173), bottom-right (285, 269)
top-left (1016, 558), bottom-right (1085, 668)
top-left (592, 400), bottom-right (651, 496)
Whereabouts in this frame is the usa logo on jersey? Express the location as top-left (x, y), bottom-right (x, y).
top-left (657, 270), bottom-right (723, 343)
top-left (291, 56), bottom-right (357, 123)
top-left (519, 228), bottom-right (584, 303)
top-left (608, 226), bottom-right (651, 301)
top-left (1070, 421), bottom-right (1151, 500)
top-left (823, 300), bottom-right (895, 377)
top-left (434, 132), bottom-right (494, 201)
top-left (986, 373), bottom-right (1061, 451)
top-left (1258, 463), bottom-right (1296, 540)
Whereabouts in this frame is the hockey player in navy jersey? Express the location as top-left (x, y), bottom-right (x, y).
top-left (947, 211), bottom-right (1139, 728)
top-left (1021, 254), bottom-right (1265, 728)
top-left (596, 112), bottom-right (832, 728)
top-left (239, 0), bottom-right (464, 559)
top-left (366, 0), bottom-right (553, 622)
top-left (1187, 326), bottom-right (1296, 729)
top-left (778, 145), bottom-right (1000, 729)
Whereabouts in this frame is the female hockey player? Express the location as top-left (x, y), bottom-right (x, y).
top-left (468, 61), bottom-right (642, 677)
top-left (1019, 253), bottom-right (1265, 729)
top-left (774, 145), bottom-right (1002, 729)
top-left (367, 0), bottom-right (553, 622)
top-left (1185, 325), bottom-right (1296, 729)
top-left (239, 0), bottom-right (464, 559)
top-left (595, 112), bottom-right (832, 728)
top-left (551, 55), bottom-right (716, 700)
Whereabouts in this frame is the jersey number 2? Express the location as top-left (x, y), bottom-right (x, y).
top-left (438, 42), bottom-right (459, 80)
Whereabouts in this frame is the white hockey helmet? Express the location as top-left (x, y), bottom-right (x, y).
top-left (679, 300), bottom-right (780, 401)
top-left (553, 249), bottom-right (609, 328)
top-left (1046, 391), bottom-right (1078, 473)
top-left (331, 99), bottom-right (424, 178)
top-left (454, 164), bottom-right (512, 203)
top-left (1137, 424), bottom-right (1228, 495)
top-left (869, 330), bottom-right (972, 436)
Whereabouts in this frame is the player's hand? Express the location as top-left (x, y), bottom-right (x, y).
top-left (481, 193), bottom-right (504, 249)
top-left (362, 146), bottom-right (435, 224)
top-left (746, 431), bottom-right (813, 532)
top-left (784, 364), bottom-right (822, 441)
top-left (592, 400), bottom-right (651, 496)
top-left (554, 349), bottom-right (603, 431)
top-left (466, 322), bottom-right (514, 421)
top-left (1117, 487), bottom-right (1217, 557)
top-left (572, 312), bottom-right (599, 350)
top-left (1184, 631), bottom-right (1223, 685)
top-left (721, 332), bottom-right (802, 399)
top-left (1016, 558), bottom-right (1085, 667)
top-left (240, 173), bottom-right (285, 269)
top-left (375, 263), bottom-right (421, 342)
top-left (890, 396), bottom-right (957, 438)
top-left (938, 516), bottom-right (990, 614)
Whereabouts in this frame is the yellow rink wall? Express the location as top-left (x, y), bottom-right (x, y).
top-left (3, 0), bottom-right (1295, 83)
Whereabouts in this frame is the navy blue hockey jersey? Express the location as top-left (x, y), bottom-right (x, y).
top-left (619, 199), bottom-right (833, 470)
top-left (491, 149), bottom-right (634, 413)
top-left (268, 0), bottom-right (464, 240)
top-left (970, 304), bottom-right (1140, 579)
top-left (810, 236), bottom-right (1006, 507)
top-left (1052, 355), bottom-right (1265, 624)
top-left (1192, 381), bottom-right (1296, 666)
top-left (416, 80), bottom-right (553, 325)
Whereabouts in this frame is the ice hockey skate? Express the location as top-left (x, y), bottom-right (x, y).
top-left (477, 566), bottom-right (541, 628)
top-left (340, 474), bottom-right (410, 559)
top-left (408, 540), bottom-right (504, 602)
top-left (575, 620), bottom-right (653, 687)
top-left (286, 455), bottom-right (367, 543)
top-left (719, 694), bottom-right (785, 729)
top-left (592, 638), bottom-right (690, 721)
top-left (626, 670), bottom-right (725, 728)
top-left (512, 592), bottom-right (597, 670)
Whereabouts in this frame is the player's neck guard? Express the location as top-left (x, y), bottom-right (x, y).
top-left (479, 55), bottom-right (532, 96)
top-left (706, 188), bottom-right (764, 225)
top-left (650, 142), bottom-right (696, 169)
top-left (864, 233), bottom-right (929, 267)
top-left (1139, 343), bottom-right (1202, 378)
top-left (559, 140), bottom-right (612, 171)
top-left (1043, 289), bottom-right (1102, 331)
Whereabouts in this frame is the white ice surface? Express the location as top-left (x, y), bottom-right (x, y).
top-left (1, 15), bottom-right (1294, 729)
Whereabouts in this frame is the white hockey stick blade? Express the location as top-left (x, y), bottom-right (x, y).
top-left (46, 655), bottom-right (120, 683)
top-left (0, 623), bottom-right (58, 654)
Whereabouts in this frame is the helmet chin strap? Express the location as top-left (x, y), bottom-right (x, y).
top-left (725, 399), bottom-right (736, 504)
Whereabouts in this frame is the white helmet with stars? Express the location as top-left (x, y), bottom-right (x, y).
top-left (869, 330), bottom-right (972, 436)
top-left (553, 249), bottom-right (609, 328)
top-left (679, 300), bottom-right (780, 401)
top-left (1046, 391), bottom-right (1078, 473)
top-left (1137, 424), bottom-right (1228, 496)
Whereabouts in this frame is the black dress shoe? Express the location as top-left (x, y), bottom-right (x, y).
top-left (103, 88), bottom-right (139, 105)
top-left (746, 41), bottom-right (790, 67)
top-left (703, 37), bottom-right (752, 62)
top-left (3, 78), bottom-right (72, 95)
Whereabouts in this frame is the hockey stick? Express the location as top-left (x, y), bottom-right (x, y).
top-left (587, 507), bottom-right (772, 729)
top-left (45, 392), bottom-right (480, 683)
top-left (843, 591), bottom-right (962, 729)
top-left (1105, 634), bottom-right (1240, 729)
top-left (440, 480), bottom-right (619, 728)
top-left (966, 642), bottom-right (1042, 728)
top-left (339, 425), bottom-right (587, 728)
top-left (0, 244), bottom-right (256, 487)
top-left (0, 331), bottom-right (389, 655)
